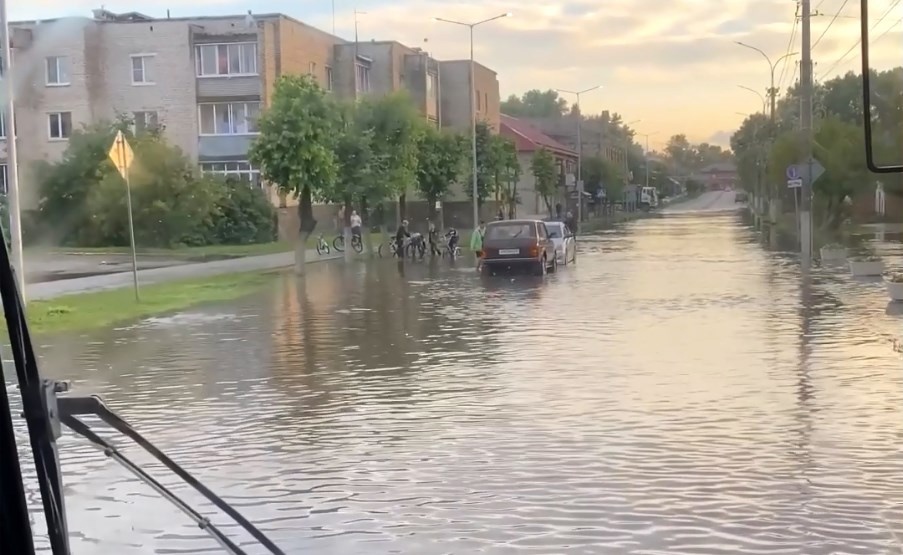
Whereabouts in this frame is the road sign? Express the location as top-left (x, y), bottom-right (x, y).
top-left (786, 165), bottom-right (800, 180)
top-left (787, 179), bottom-right (802, 189)
top-left (108, 130), bottom-right (134, 179)
top-left (804, 159), bottom-right (825, 183)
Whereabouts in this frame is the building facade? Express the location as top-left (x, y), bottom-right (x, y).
top-left (4, 9), bottom-right (498, 220)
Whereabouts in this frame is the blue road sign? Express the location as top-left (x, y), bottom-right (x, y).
top-left (786, 165), bottom-right (800, 180)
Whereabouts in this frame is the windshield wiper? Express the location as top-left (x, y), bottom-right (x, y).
top-left (0, 230), bottom-right (284, 553)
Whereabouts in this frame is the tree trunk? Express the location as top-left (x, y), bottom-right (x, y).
top-left (296, 185), bottom-right (315, 275)
top-left (343, 193), bottom-right (354, 262)
top-left (399, 193), bottom-right (407, 224)
top-left (361, 196), bottom-right (375, 257)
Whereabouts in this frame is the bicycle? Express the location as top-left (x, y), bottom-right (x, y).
top-left (378, 238), bottom-right (402, 258)
top-left (333, 233), bottom-right (364, 254)
top-left (315, 234), bottom-right (331, 256)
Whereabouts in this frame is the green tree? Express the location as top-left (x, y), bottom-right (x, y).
top-left (211, 178), bottom-right (277, 245)
top-left (500, 89), bottom-right (568, 118)
top-left (582, 155), bottom-right (624, 199)
top-left (497, 139), bottom-right (520, 218)
top-left (415, 126), bottom-right (466, 222)
top-left (531, 148), bottom-right (558, 217)
top-left (250, 74), bottom-right (340, 273)
top-left (470, 122), bottom-right (502, 211)
top-left (356, 92), bottom-right (425, 224)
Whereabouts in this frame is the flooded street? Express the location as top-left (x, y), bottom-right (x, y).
top-left (23, 199), bottom-right (903, 554)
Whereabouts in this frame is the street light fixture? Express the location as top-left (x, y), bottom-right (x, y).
top-left (734, 41), bottom-right (797, 121)
top-left (737, 84), bottom-right (767, 115)
top-left (555, 85), bottom-right (601, 227)
top-left (434, 12), bottom-right (511, 228)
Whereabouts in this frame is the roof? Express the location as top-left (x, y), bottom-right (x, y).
top-left (500, 114), bottom-right (578, 158)
top-left (700, 162), bottom-right (737, 173)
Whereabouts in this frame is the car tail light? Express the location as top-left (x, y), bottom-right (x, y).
top-left (529, 245), bottom-right (539, 257)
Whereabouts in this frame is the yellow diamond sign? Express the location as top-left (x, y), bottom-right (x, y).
top-left (108, 130), bottom-right (134, 179)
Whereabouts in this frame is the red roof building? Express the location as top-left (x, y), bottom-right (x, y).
top-left (500, 114), bottom-right (579, 218)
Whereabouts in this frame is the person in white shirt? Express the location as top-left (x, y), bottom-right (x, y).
top-left (350, 210), bottom-right (362, 239)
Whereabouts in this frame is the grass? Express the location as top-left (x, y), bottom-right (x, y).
top-left (33, 242), bottom-right (294, 260)
top-left (24, 271), bottom-right (274, 335)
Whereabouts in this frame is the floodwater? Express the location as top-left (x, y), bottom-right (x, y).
top-left (17, 194), bottom-right (903, 554)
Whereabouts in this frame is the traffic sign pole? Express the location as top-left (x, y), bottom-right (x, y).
top-left (109, 131), bottom-right (139, 301)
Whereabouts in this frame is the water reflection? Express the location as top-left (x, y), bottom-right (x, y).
top-left (10, 212), bottom-right (903, 553)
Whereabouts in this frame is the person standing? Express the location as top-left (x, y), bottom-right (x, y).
top-left (427, 220), bottom-right (442, 257)
top-left (470, 221), bottom-right (486, 271)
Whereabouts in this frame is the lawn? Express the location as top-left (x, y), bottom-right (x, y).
top-left (34, 242), bottom-right (294, 260)
top-left (23, 271), bottom-right (275, 335)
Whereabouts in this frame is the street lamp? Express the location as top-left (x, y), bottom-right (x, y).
top-left (434, 12), bottom-right (511, 228)
top-left (0, 0), bottom-right (24, 302)
top-left (734, 41), bottom-right (797, 121)
top-left (737, 84), bottom-right (767, 115)
top-left (555, 85), bottom-right (601, 227)
top-left (637, 131), bottom-right (659, 188)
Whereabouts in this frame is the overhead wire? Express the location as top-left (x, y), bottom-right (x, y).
top-left (820, 0), bottom-right (903, 78)
top-left (812, 0), bottom-right (850, 49)
top-left (778, 2), bottom-right (801, 90)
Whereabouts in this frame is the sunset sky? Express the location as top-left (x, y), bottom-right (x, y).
top-left (16, 0), bottom-right (903, 149)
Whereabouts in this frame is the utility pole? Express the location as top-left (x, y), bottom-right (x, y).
top-left (800, 0), bottom-right (813, 267)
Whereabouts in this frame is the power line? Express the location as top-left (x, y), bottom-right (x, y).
top-left (875, 14), bottom-right (903, 40)
top-left (812, 0), bottom-right (849, 49)
top-left (820, 0), bottom-right (903, 78)
top-left (778, 3), bottom-right (801, 88)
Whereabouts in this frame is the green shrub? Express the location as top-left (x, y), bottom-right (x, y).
top-left (211, 177), bottom-right (277, 245)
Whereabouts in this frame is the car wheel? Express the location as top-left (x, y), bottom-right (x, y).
top-left (533, 256), bottom-right (546, 276)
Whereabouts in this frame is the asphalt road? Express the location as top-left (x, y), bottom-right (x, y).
top-left (661, 190), bottom-right (739, 214)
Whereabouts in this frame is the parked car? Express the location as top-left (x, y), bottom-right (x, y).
top-left (735, 191), bottom-right (748, 203)
top-left (481, 219), bottom-right (557, 276)
top-left (544, 221), bottom-right (577, 265)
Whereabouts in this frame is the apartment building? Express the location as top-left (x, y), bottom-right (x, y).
top-left (3, 9), bottom-right (499, 219)
top-left (439, 60), bottom-right (500, 133)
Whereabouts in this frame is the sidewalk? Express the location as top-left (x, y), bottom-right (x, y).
top-left (28, 249), bottom-right (340, 301)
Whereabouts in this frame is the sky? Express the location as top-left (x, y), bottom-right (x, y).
top-left (13, 0), bottom-right (903, 149)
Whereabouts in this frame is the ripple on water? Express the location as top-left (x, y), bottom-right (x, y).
top-left (10, 210), bottom-right (903, 553)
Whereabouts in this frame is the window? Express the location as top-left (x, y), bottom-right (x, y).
top-left (484, 92), bottom-right (488, 111)
top-left (198, 102), bottom-right (260, 135)
top-left (355, 63), bottom-right (370, 93)
top-left (0, 165), bottom-right (7, 195)
top-left (485, 223), bottom-right (536, 240)
top-left (131, 54), bottom-right (155, 84)
top-left (45, 56), bottom-right (70, 86)
top-left (48, 112), bottom-right (72, 140)
top-left (133, 111), bottom-right (159, 134)
top-left (195, 43), bottom-right (258, 76)
top-left (308, 61), bottom-right (316, 75)
top-left (476, 89), bottom-right (481, 111)
top-left (0, 110), bottom-right (5, 138)
top-left (200, 161), bottom-right (261, 188)
top-left (325, 66), bottom-right (333, 91)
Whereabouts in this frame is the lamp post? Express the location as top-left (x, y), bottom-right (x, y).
top-left (556, 85), bottom-right (601, 227)
top-left (434, 12), bottom-right (511, 228)
top-left (0, 0), bottom-right (24, 302)
top-left (734, 41), bottom-right (797, 121)
top-left (637, 131), bottom-right (658, 188)
top-left (737, 84), bottom-right (767, 115)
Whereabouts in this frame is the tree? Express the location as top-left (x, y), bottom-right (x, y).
top-left (415, 126), bottom-right (466, 223)
top-left (470, 122), bottom-right (500, 210)
top-left (500, 89), bottom-right (568, 118)
top-left (531, 148), bottom-right (558, 217)
top-left (250, 74), bottom-right (340, 273)
top-left (497, 139), bottom-right (520, 217)
top-left (356, 92), bottom-right (425, 224)
top-left (582, 155), bottom-right (623, 199)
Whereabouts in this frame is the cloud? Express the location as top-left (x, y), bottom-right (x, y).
top-left (12, 0), bottom-right (902, 145)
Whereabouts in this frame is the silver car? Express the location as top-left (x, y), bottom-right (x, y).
top-left (545, 221), bottom-right (577, 265)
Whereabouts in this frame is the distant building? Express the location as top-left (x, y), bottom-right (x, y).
top-left (439, 60), bottom-right (500, 133)
top-left (693, 162), bottom-right (738, 190)
top-left (500, 114), bottom-right (577, 217)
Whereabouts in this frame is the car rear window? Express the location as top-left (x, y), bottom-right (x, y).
top-left (546, 224), bottom-right (563, 238)
top-left (485, 223), bottom-right (536, 240)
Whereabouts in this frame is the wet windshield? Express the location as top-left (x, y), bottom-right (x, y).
top-left (5, 2), bottom-right (903, 554)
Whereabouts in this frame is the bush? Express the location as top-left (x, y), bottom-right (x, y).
top-left (211, 178), bottom-right (277, 245)
top-left (32, 120), bottom-right (278, 248)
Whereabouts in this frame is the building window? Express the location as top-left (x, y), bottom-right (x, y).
top-left (484, 92), bottom-right (488, 111)
top-left (0, 110), bottom-right (5, 138)
top-left (200, 161), bottom-right (261, 188)
top-left (133, 111), bottom-right (159, 134)
top-left (476, 89), bottom-right (481, 111)
top-left (198, 102), bottom-right (260, 135)
top-left (325, 66), bottom-right (333, 91)
top-left (308, 61), bottom-right (316, 75)
top-left (0, 164), bottom-right (7, 195)
top-left (355, 63), bottom-right (370, 93)
top-left (131, 54), bottom-right (155, 84)
top-left (196, 43), bottom-right (258, 77)
top-left (45, 56), bottom-right (70, 86)
top-left (48, 112), bottom-right (72, 140)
